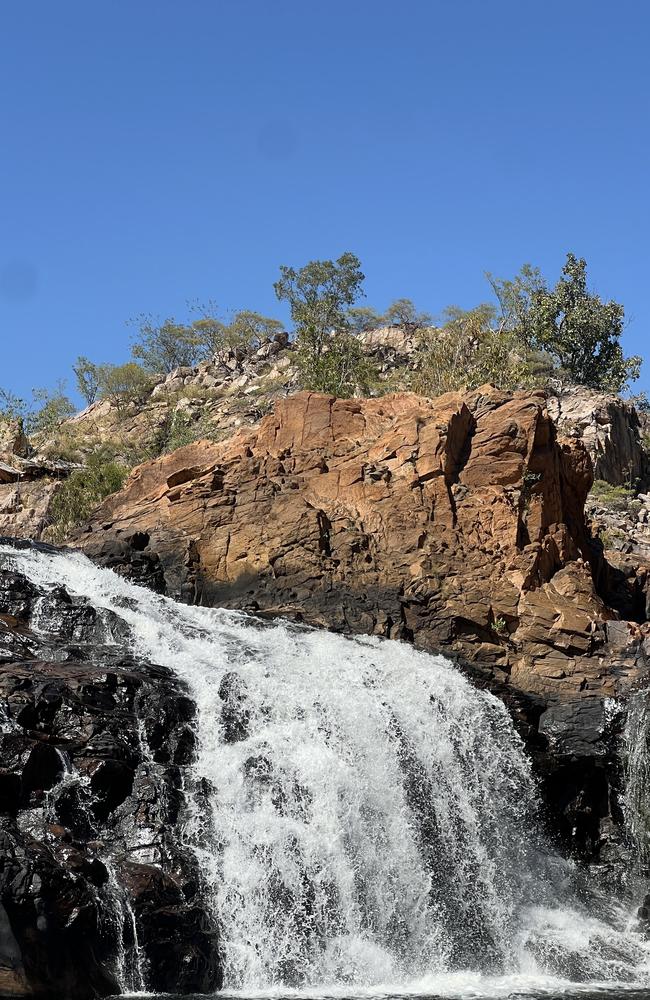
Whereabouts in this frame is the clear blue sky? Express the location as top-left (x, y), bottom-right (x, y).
top-left (1, 0), bottom-right (649, 402)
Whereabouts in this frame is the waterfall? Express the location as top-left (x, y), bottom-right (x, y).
top-left (624, 691), bottom-right (650, 876)
top-left (5, 543), bottom-right (650, 995)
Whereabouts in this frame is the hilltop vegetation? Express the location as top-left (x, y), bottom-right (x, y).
top-left (0, 251), bottom-right (643, 540)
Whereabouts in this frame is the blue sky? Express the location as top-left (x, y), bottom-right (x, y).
top-left (1, 0), bottom-right (649, 402)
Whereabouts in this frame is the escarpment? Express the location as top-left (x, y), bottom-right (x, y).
top-left (69, 387), bottom-right (650, 869)
top-left (74, 388), bottom-right (646, 702)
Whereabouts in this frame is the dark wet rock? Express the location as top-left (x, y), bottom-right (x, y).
top-left (0, 572), bottom-right (37, 620)
top-left (21, 743), bottom-right (67, 796)
top-left (86, 534), bottom-right (166, 593)
top-left (119, 862), bottom-right (221, 993)
top-left (538, 698), bottom-right (608, 757)
top-left (88, 759), bottom-right (135, 821)
top-left (0, 546), bottom-right (221, 998)
top-left (0, 821), bottom-right (121, 999)
top-left (532, 696), bottom-right (629, 863)
top-left (219, 670), bottom-right (250, 742)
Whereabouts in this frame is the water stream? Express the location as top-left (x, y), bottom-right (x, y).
top-left (4, 545), bottom-right (650, 998)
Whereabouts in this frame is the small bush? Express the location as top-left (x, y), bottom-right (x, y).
top-left (598, 527), bottom-right (627, 549)
top-left (0, 388), bottom-right (28, 423)
top-left (48, 452), bottom-right (129, 541)
top-left (413, 306), bottom-right (540, 396)
top-left (296, 331), bottom-right (377, 397)
top-left (1, 383), bottom-right (75, 436)
top-left (161, 411), bottom-right (207, 453)
top-left (492, 616), bottom-right (508, 636)
top-left (590, 480), bottom-right (637, 511)
top-left (96, 363), bottom-right (155, 409)
top-left (27, 384), bottom-right (75, 435)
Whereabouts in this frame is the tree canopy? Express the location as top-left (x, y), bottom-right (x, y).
top-left (525, 253), bottom-right (640, 392)
top-left (274, 253), bottom-right (374, 396)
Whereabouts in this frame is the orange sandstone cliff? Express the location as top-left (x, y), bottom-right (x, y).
top-left (73, 388), bottom-right (647, 703)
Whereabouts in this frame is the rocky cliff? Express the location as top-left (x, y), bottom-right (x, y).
top-left (74, 388), bottom-right (648, 700)
top-left (3, 382), bottom-right (650, 995)
top-left (69, 387), bottom-right (650, 868)
top-left (548, 388), bottom-right (648, 488)
top-left (1, 330), bottom-right (647, 544)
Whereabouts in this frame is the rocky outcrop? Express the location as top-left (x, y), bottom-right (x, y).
top-left (0, 480), bottom-right (61, 541)
top-left (69, 388), bottom-right (650, 870)
top-left (548, 388), bottom-right (647, 488)
top-left (0, 420), bottom-right (30, 464)
top-left (0, 542), bottom-right (220, 998)
top-left (73, 389), bottom-right (649, 704)
top-left (0, 416), bottom-right (78, 540)
top-left (3, 332), bottom-right (646, 541)
top-left (22, 328), bottom-right (421, 474)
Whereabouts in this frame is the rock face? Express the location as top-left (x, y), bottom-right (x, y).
top-left (548, 388), bottom-right (647, 488)
top-left (0, 542), bottom-right (220, 999)
top-left (74, 388), bottom-right (648, 703)
top-left (0, 480), bottom-right (61, 541)
top-left (71, 389), bottom-right (650, 869)
top-left (0, 418), bottom-right (77, 541)
top-left (2, 333), bottom-right (646, 540)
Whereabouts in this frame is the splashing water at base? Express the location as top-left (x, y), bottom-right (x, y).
top-left (5, 544), bottom-right (650, 996)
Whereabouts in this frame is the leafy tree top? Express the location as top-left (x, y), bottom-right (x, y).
top-left (274, 252), bottom-right (365, 356)
top-left (527, 253), bottom-right (640, 392)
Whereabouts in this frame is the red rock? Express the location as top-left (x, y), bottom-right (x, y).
top-left (74, 389), bottom-right (631, 699)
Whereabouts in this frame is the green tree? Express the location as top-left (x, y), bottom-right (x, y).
top-left (526, 253), bottom-right (641, 392)
top-left (190, 308), bottom-right (284, 356)
top-left (188, 314), bottom-right (229, 356)
top-left (348, 306), bottom-right (384, 333)
top-left (228, 310), bottom-right (284, 347)
top-left (131, 315), bottom-right (205, 372)
top-left (383, 298), bottom-right (432, 330)
top-left (96, 363), bottom-right (154, 409)
top-left (1, 384), bottom-right (75, 436)
top-left (486, 263), bottom-right (546, 341)
top-left (27, 383), bottom-right (75, 435)
top-left (274, 252), bottom-right (365, 358)
top-left (73, 356), bottom-right (101, 405)
top-left (274, 253), bottom-right (373, 395)
top-left (0, 388), bottom-right (27, 423)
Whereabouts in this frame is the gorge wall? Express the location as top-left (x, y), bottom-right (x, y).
top-left (74, 388), bottom-right (647, 702)
top-left (3, 384), bottom-right (650, 996)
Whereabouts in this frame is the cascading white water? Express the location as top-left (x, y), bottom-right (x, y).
top-left (5, 543), bottom-right (650, 996)
top-left (624, 691), bottom-right (650, 877)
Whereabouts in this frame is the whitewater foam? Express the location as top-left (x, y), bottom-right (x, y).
top-left (4, 544), bottom-right (650, 995)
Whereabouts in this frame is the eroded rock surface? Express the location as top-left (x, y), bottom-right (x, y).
top-left (548, 388), bottom-right (647, 489)
top-left (0, 543), bottom-right (220, 999)
top-left (74, 389), bottom-right (649, 704)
